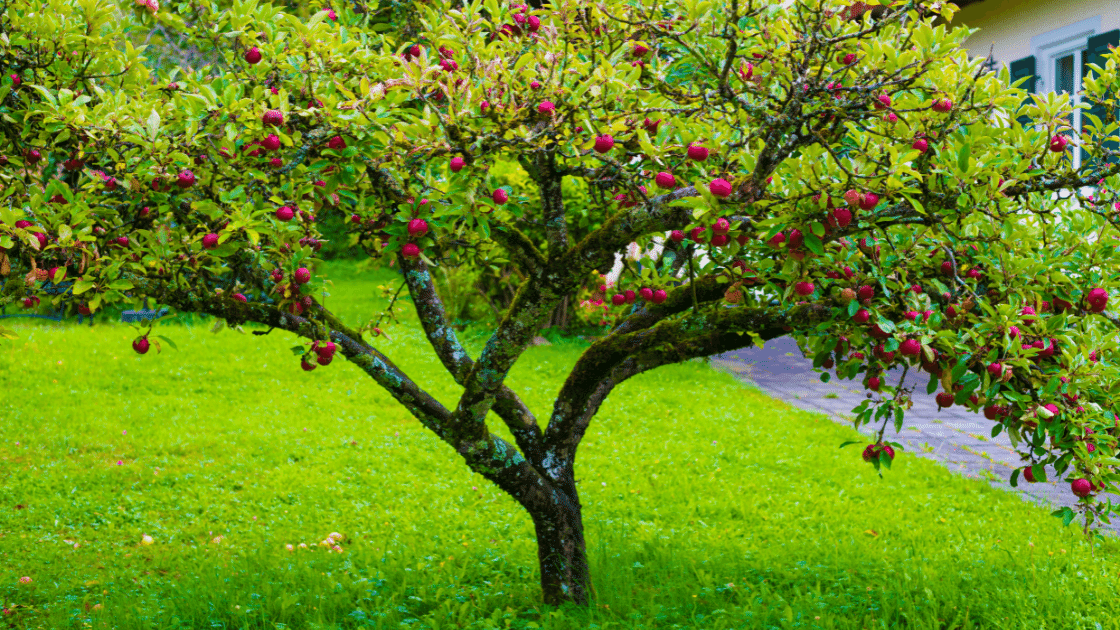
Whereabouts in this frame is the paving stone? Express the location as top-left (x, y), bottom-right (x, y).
top-left (712, 336), bottom-right (1120, 536)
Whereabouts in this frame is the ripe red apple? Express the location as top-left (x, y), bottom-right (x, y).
top-left (327, 136), bottom-right (346, 150)
top-left (709, 178), bottom-right (732, 198)
top-left (294, 267), bottom-right (311, 284)
top-left (492, 189), bottom-right (508, 204)
top-left (858, 192), bottom-right (879, 210)
top-left (245, 47), bottom-right (262, 64)
top-left (25, 149), bottom-right (41, 164)
top-left (912, 138), bottom-right (929, 153)
top-left (177, 169), bottom-right (196, 189)
top-left (202, 233), bottom-right (219, 249)
top-left (899, 338), bottom-right (920, 356)
top-left (712, 217), bottom-right (731, 234)
top-left (133, 338), bottom-right (150, 355)
top-left (861, 442), bottom-right (894, 462)
top-left (611, 293), bottom-right (626, 306)
top-left (652, 289), bottom-right (667, 304)
top-left (857, 285), bottom-right (874, 302)
top-left (402, 243), bottom-right (421, 258)
top-left (1087, 287), bottom-right (1108, 313)
top-left (794, 281), bottom-right (815, 296)
top-left (867, 376), bottom-right (882, 391)
top-left (669, 230), bottom-right (685, 243)
top-left (828, 207), bottom-right (852, 229)
top-left (686, 144), bottom-right (709, 161)
top-left (874, 94), bottom-right (891, 109)
top-left (638, 287), bottom-right (654, 301)
top-left (276, 206), bottom-right (294, 221)
top-left (931, 98), bottom-right (953, 113)
top-left (262, 109), bottom-right (284, 126)
top-left (262, 134), bottom-right (281, 151)
top-left (301, 356), bottom-right (317, 371)
top-left (593, 135), bottom-right (615, 153)
top-left (766, 232), bottom-right (786, 248)
top-left (1049, 134), bottom-right (1068, 152)
top-left (1071, 478), bottom-right (1093, 498)
top-left (936, 392), bottom-right (954, 409)
top-left (116, 235), bottom-right (129, 247)
top-left (1022, 466), bottom-right (1037, 483)
top-left (407, 218), bottom-right (429, 237)
top-left (987, 362), bottom-right (1002, 377)
top-left (655, 172), bottom-right (676, 189)
top-left (537, 101), bottom-right (555, 115)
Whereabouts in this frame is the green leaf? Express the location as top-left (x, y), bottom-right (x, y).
top-left (290, 345), bottom-right (306, 356)
top-left (146, 108), bottom-right (161, 140)
top-left (108, 280), bottom-right (134, 290)
top-left (991, 423), bottom-right (1003, 438)
top-left (838, 440), bottom-right (862, 449)
top-left (155, 335), bottom-right (178, 350)
top-left (957, 143), bottom-right (971, 174)
top-left (71, 280), bottom-right (96, 295)
top-left (803, 233), bottom-right (823, 255)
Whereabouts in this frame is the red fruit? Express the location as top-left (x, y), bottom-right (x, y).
top-left (940, 260), bottom-right (954, 276)
top-left (669, 230), bottom-right (685, 243)
top-left (767, 232), bottom-right (786, 248)
top-left (14, 220), bottom-right (31, 229)
top-left (861, 442), bottom-right (894, 462)
top-left (843, 189), bottom-right (861, 206)
top-left (787, 229), bottom-right (804, 249)
top-left (966, 268), bottom-right (981, 280)
top-left (115, 236), bottom-right (129, 247)
top-left (932, 98), bottom-right (953, 113)
top-left (689, 226), bottom-right (707, 243)
top-left (794, 281), bottom-right (815, 296)
top-left (936, 392), bottom-right (954, 409)
top-left (1053, 297), bottom-right (1073, 312)
top-left (492, 189), bottom-right (508, 204)
top-left (9, 73), bottom-right (21, 87)
top-left (401, 243), bottom-right (421, 259)
top-left (48, 267), bottom-right (61, 282)
top-left (655, 172), bottom-right (676, 189)
top-left (1023, 467), bottom-right (1037, 483)
top-left (686, 144), bottom-right (709, 161)
top-left (987, 362), bottom-right (1002, 377)
top-left (903, 311), bottom-right (918, 321)
top-left (276, 206), bottom-right (297, 222)
top-left (202, 233), bottom-right (219, 249)
top-left (874, 94), bottom-right (891, 109)
top-left (841, 53), bottom-right (857, 65)
top-left (262, 109), bottom-right (284, 126)
top-left (638, 287), bottom-right (654, 301)
top-left (593, 135), bottom-right (615, 153)
top-left (132, 338), bottom-right (150, 355)
top-left (449, 157), bottom-right (465, 172)
top-left (712, 217), bottom-right (731, 234)
top-left (652, 289), bottom-right (667, 304)
top-left (1071, 478), bottom-right (1094, 498)
top-left (1041, 403), bottom-right (1060, 419)
top-left (256, 134), bottom-right (279, 152)
top-left (1087, 287), bottom-right (1108, 313)
top-left (177, 169), bottom-right (196, 189)
top-left (983, 405), bottom-right (1001, 421)
top-left (50, 194), bottom-right (67, 204)
top-left (642, 118), bottom-right (661, 134)
top-left (710, 234), bottom-right (729, 247)
top-left (849, 352), bottom-right (865, 362)
top-left (867, 376), bottom-right (881, 392)
top-left (25, 149), bottom-right (41, 164)
top-left (301, 356), bottom-right (317, 371)
top-left (624, 290), bottom-right (636, 304)
top-left (611, 293), bottom-right (626, 306)
top-left (912, 138), bottom-right (929, 153)
top-left (709, 178), bottom-right (732, 198)
top-left (1049, 134), bottom-right (1068, 152)
top-left (736, 234), bottom-right (749, 246)
top-left (537, 101), bottom-right (555, 115)
top-left (858, 192), bottom-right (879, 211)
top-left (868, 324), bottom-right (890, 340)
top-left (853, 309), bottom-right (870, 324)
top-left (407, 218), bottom-right (429, 237)
top-left (899, 338), bottom-right (921, 356)
top-left (327, 136), bottom-right (346, 150)
top-left (245, 47), bottom-right (262, 64)
top-left (294, 267), bottom-right (311, 284)
top-left (857, 285), bottom-right (874, 302)
top-left (827, 207), bottom-right (852, 229)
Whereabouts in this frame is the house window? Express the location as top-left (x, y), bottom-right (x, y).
top-left (1028, 16), bottom-right (1102, 169)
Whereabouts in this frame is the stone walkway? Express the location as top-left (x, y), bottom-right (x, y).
top-left (711, 336), bottom-right (1120, 536)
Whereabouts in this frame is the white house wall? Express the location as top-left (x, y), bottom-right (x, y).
top-left (957, 0), bottom-right (1120, 65)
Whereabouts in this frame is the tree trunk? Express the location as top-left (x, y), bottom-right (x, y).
top-left (528, 474), bottom-right (592, 607)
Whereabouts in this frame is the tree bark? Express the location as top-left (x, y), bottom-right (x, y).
top-left (528, 473), bottom-right (592, 607)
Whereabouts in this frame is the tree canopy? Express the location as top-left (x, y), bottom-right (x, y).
top-left (4, 0), bottom-right (1120, 606)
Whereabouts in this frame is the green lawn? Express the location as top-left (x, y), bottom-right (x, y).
top-left (2, 261), bottom-right (1119, 629)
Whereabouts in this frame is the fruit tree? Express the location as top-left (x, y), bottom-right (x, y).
top-left (4, 0), bottom-right (1120, 607)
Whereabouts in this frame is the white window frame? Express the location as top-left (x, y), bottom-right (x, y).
top-left (1030, 16), bottom-right (1102, 170)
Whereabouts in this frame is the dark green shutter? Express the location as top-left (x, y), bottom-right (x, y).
top-left (1009, 55), bottom-right (1037, 128)
top-left (1082, 29), bottom-right (1120, 169)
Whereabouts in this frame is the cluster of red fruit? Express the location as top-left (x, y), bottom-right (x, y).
top-left (302, 340), bottom-right (338, 371)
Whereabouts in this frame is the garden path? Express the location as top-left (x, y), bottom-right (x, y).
top-left (711, 336), bottom-right (1120, 536)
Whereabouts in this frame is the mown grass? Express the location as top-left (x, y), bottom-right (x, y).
top-left (2, 261), bottom-right (1120, 629)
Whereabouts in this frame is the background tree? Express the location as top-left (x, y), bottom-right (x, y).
top-left (4, 0), bottom-right (1120, 608)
